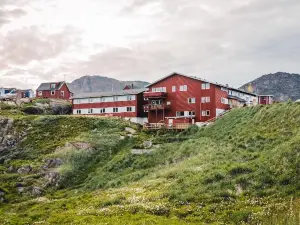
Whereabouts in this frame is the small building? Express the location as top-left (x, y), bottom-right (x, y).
top-left (258, 95), bottom-right (274, 105)
top-left (143, 72), bottom-right (259, 128)
top-left (0, 88), bottom-right (15, 97)
top-left (36, 81), bottom-right (73, 100)
top-left (72, 88), bottom-right (148, 125)
top-left (20, 89), bottom-right (35, 98)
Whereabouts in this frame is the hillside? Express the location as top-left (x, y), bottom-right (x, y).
top-left (240, 72), bottom-right (300, 101)
top-left (1, 103), bottom-right (300, 224)
top-left (69, 75), bottom-right (149, 93)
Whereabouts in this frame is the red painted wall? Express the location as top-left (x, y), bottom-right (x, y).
top-left (36, 83), bottom-right (72, 100)
top-left (146, 74), bottom-right (217, 123)
top-left (215, 87), bottom-right (230, 110)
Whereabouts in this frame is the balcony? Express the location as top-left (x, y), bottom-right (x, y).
top-left (144, 104), bottom-right (170, 111)
top-left (143, 92), bottom-right (167, 99)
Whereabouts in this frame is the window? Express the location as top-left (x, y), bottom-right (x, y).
top-left (51, 84), bottom-right (56, 88)
top-left (127, 107), bottom-right (132, 112)
top-left (113, 96), bottom-right (119, 102)
top-left (38, 91), bottom-right (42, 96)
top-left (88, 109), bottom-right (93, 114)
top-left (201, 83), bottom-right (210, 90)
top-left (176, 111), bottom-right (185, 117)
top-left (61, 91), bottom-right (64, 97)
top-left (76, 110), bottom-right (81, 114)
top-left (221, 98), bottom-right (229, 104)
top-left (151, 100), bottom-right (162, 105)
top-left (76, 99), bottom-right (81, 104)
top-left (172, 86), bottom-right (176, 92)
top-left (152, 88), bottom-right (156, 92)
top-left (100, 108), bottom-right (106, 114)
top-left (188, 97), bottom-right (196, 104)
top-left (127, 95), bottom-right (132, 101)
top-left (51, 91), bottom-right (55, 95)
top-left (202, 110), bottom-right (210, 117)
top-left (189, 111), bottom-right (196, 116)
top-left (166, 101), bottom-right (171, 105)
top-left (162, 87), bottom-right (167, 92)
top-left (180, 85), bottom-right (188, 92)
top-left (152, 87), bottom-right (166, 92)
top-left (201, 97), bottom-right (210, 103)
top-left (113, 108), bottom-right (118, 113)
top-left (88, 98), bottom-right (93, 103)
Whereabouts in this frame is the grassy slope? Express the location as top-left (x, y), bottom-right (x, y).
top-left (1, 103), bottom-right (300, 224)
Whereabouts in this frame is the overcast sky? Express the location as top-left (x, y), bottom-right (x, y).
top-left (0, 0), bottom-right (300, 90)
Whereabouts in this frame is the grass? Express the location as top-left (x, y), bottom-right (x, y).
top-left (1, 103), bottom-right (300, 224)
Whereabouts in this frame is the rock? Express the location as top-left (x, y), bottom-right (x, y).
top-left (17, 187), bottom-right (25, 194)
top-left (0, 190), bottom-right (5, 197)
top-left (45, 172), bottom-right (60, 186)
top-left (120, 136), bottom-right (126, 140)
top-left (43, 158), bottom-right (63, 169)
top-left (143, 140), bottom-right (153, 149)
top-left (32, 186), bottom-right (43, 196)
top-left (17, 165), bottom-right (32, 174)
top-left (7, 166), bottom-right (17, 173)
top-left (125, 127), bottom-right (136, 134)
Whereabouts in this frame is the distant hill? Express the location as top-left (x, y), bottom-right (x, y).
top-left (240, 72), bottom-right (300, 102)
top-left (69, 75), bottom-right (149, 94)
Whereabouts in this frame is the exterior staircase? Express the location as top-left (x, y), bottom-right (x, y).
top-left (202, 109), bottom-right (231, 126)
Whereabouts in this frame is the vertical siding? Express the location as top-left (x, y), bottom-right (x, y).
top-left (147, 74), bottom-right (217, 123)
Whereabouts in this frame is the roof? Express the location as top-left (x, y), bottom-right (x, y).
top-left (72, 88), bottom-right (148, 99)
top-left (228, 95), bottom-right (247, 102)
top-left (36, 81), bottom-right (65, 91)
top-left (146, 72), bottom-right (257, 96)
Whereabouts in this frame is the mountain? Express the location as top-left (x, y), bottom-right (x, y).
top-left (240, 72), bottom-right (300, 102)
top-left (69, 75), bottom-right (149, 94)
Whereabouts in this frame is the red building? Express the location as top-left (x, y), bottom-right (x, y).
top-left (72, 88), bottom-right (148, 125)
top-left (144, 72), bottom-right (258, 127)
top-left (36, 82), bottom-right (73, 100)
top-left (258, 95), bottom-right (274, 105)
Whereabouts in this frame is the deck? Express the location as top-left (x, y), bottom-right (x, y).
top-left (143, 123), bottom-right (191, 130)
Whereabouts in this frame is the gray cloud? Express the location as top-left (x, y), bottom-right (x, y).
top-left (1, 0), bottom-right (300, 89)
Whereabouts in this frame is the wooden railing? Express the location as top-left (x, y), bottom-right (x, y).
top-left (144, 123), bottom-right (191, 130)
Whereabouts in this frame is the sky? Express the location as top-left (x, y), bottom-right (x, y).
top-left (0, 0), bottom-right (300, 90)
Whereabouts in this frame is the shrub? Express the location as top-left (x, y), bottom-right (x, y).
top-left (22, 106), bottom-right (44, 115)
top-left (51, 105), bottom-right (72, 115)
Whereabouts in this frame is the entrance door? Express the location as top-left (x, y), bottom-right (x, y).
top-left (168, 119), bottom-right (174, 127)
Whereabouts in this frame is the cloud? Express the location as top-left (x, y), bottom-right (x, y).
top-left (1, 0), bottom-right (300, 89)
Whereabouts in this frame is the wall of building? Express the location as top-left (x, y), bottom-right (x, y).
top-left (147, 74), bottom-right (217, 123)
top-left (36, 83), bottom-right (71, 100)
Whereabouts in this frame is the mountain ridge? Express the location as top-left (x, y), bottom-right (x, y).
top-left (240, 72), bottom-right (300, 101)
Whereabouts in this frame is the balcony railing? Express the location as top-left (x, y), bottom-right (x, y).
top-left (143, 92), bottom-right (167, 99)
top-left (144, 104), bottom-right (170, 111)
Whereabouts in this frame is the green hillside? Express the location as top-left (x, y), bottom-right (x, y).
top-left (1, 103), bottom-right (300, 224)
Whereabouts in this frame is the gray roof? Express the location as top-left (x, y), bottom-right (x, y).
top-left (146, 72), bottom-right (258, 97)
top-left (72, 88), bottom-right (148, 99)
top-left (36, 82), bottom-right (65, 91)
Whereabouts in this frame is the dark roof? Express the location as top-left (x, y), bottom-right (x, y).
top-left (228, 95), bottom-right (247, 102)
top-left (146, 72), bottom-right (257, 97)
top-left (36, 81), bottom-right (65, 91)
top-left (72, 88), bottom-right (148, 99)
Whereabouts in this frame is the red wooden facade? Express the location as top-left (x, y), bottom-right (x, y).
top-left (36, 82), bottom-right (73, 100)
top-left (258, 95), bottom-right (273, 105)
top-left (144, 73), bottom-right (257, 125)
top-left (72, 89), bottom-right (147, 119)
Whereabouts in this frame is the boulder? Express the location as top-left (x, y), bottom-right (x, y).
top-left (17, 165), bottom-right (32, 174)
top-left (43, 158), bottom-right (63, 169)
top-left (125, 127), bottom-right (136, 134)
top-left (32, 186), bottom-right (43, 196)
top-left (143, 140), bottom-right (153, 149)
top-left (45, 172), bottom-right (60, 187)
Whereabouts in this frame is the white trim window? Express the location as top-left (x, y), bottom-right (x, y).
top-left (127, 95), bottom-right (133, 101)
top-left (201, 97), bottom-right (210, 103)
top-left (189, 111), bottom-right (196, 116)
top-left (61, 91), bottom-right (65, 97)
top-left (176, 111), bottom-right (185, 117)
top-left (188, 97), bottom-right (196, 104)
top-left (113, 107), bottom-right (118, 113)
top-left (172, 86), bottom-right (176, 92)
top-left (221, 98), bottom-right (229, 104)
top-left (88, 109), bottom-right (93, 114)
top-left (88, 98), bottom-right (93, 103)
top-left (38, 91), bottom-right (43, 96)
top-left (202, 110), bottom-right (210, 116)
top-left (113, 96), bottom-right (119, 102)
top-left (127, 107), bottom-right (133, 112)
top-left (179, 85), bottom-right (188, 92)
top-left (76, 109), bottom-right (82, 114)
top-left (201, 83), bottom-right (210, 90)
top-left (51, 84), bottom-right (56, 88)
top-left (100, 108), bottom-right (106, 114)
top-left (51, 91), bottom-right (55, 95)
top-left (75, 99), bottom-right (81, 104)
